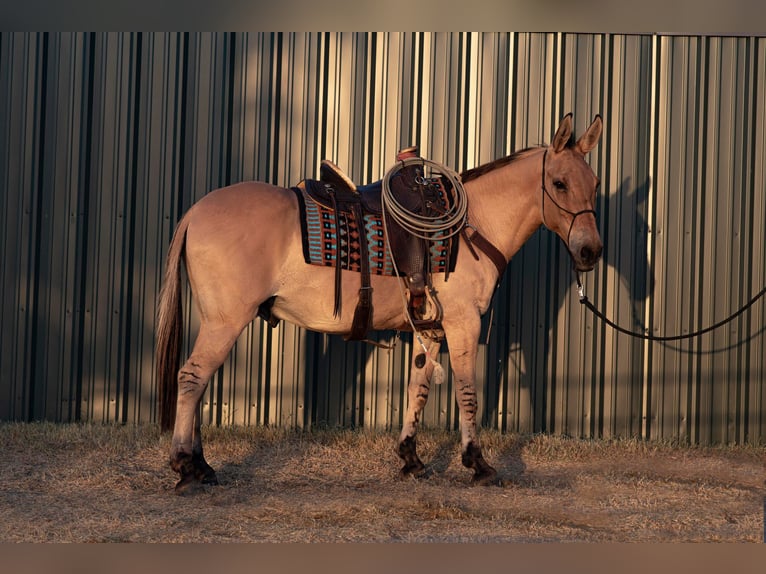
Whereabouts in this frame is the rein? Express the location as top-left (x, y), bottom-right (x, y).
top-left (576, 271), bottom-right (766, 342)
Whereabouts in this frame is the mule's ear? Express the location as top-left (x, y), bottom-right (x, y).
top-left (552, 113), bottom-right (573, 153)
top-left (576, 114), bottom-right (603, 154)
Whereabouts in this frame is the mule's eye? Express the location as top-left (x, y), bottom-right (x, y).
top-left (553, 180), bottom-right (567, 192)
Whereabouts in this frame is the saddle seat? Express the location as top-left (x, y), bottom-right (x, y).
top-left (302, 159), bottom-right (383, 214)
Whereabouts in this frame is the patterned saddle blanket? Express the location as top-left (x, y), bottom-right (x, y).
top-left (292, 180), bottom-right (457, 277)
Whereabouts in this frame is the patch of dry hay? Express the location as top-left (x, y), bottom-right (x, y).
top-left (0, 422), bottom-right (762, 542)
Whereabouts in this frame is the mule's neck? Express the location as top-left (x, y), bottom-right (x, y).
top-left (463, 147), bottom-right (545, 264)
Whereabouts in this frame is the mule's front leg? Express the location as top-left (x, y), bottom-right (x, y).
top-left (443, 319), bottom-right (498, 486)
top-left (397, 333), bottom-right (442, 478)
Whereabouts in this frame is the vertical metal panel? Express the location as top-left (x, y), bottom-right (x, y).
top-left (0, 32), bottom-right (763, 445)
top-left (649, 36), bottom-right (766, 444)
top-left (1, 33), bottom-right (42, 421)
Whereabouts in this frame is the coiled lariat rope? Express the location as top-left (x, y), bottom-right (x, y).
top-left (381, 157), bottom-right (469, 240)
top-left (381, 158), bottom-right (469, 382)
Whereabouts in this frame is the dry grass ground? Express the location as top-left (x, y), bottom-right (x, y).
top-left (0, 422), bottom-right (763, 542)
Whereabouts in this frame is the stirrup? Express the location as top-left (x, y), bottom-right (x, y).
top-left (406, 274), bottom-right (427, 318)
top-left (407, 285), bottom-right (443, 328)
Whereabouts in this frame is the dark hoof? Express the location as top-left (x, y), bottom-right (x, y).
top-left (192, 453), bottom-right (219, 485)
top-left (397, 436), bottom-right (427, 479)
top-left (171, 451), bottom-right (218, 493)
top-left (199, 469), bottom-right (219, 485)
top-left (174, 473), bottom-right (205, 496)
top-left (398, 460), bottom-right (427, 480)
top-left (470, 466), bottom-right (499, 486)
top-left (462, 442), bottom-right (499, 486)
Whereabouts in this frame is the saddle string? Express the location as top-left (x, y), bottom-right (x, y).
top-left (327, 187), bottom-right (344, 318)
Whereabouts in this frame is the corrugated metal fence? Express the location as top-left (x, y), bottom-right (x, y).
top-left (1, 32), bottom-right (764, 444)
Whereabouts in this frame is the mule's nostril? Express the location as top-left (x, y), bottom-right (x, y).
top-left (581, 244), bottom-right (603, 264)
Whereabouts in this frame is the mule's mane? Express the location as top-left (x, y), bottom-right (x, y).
top-left (460, 146), bottom-right (543, 183)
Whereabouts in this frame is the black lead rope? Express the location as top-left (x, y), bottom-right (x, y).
top-left (543, 146), bottom-right (766, 342)
top-left (575, 272), bottom-right (766, 342)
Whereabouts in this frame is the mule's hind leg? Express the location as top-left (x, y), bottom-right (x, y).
top-left (170, 322), bottom-right (242, 494)
top-left (191, 406), bottom-right (218, 485)
top-left (397, 333), bottom-right (442, 478)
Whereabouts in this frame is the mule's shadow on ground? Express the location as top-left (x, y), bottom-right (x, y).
top-left (491, 434), bottom-right (532, 486)
top-left (407, 434), bottom-right (533, 487)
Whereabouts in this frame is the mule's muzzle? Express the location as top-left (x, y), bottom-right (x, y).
top-left (559, 205), bottom-right (602, 273)
top-left (576, 242), bottom-right (603, 271)
top-left (569, 231), bottom-right (603, 272)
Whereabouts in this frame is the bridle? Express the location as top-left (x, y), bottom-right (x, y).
top-left (540, 148), bottom-right (598, 247)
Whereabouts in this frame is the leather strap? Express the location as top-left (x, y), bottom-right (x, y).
top-left (347, 201), bottom-right (374, 340)
top-left (461, 226), bottom-right (507, 285)
top-left (326, 185), bottom-right (374, 340)
top-left (328, 188), bottom-right (344, 317)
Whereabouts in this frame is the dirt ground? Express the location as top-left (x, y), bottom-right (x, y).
top-left (0, 422), bottom-right (763, 542)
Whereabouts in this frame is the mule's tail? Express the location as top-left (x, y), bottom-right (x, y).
top-left (156, 215), bottom-right (190, 432)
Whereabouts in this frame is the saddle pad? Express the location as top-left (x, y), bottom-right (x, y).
top-left (292, 183), bottom-right (456, 277)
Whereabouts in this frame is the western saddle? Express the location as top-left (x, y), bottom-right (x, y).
top-left (304, 146), bottom-right (453, 341)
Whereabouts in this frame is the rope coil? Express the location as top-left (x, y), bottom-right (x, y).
top-left (381, 157), bottom-right (468, 240)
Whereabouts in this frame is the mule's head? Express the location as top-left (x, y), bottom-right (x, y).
top-left (542, 113), bottom-right (604, 272)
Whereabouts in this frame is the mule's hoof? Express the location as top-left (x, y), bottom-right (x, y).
top-left (174, 474), bottom-right (205, 496)
top-left (462, 441), bottom-right (499, 486)
top-left (398, 460), bottom-right (427, 480)
top-left (470, 466), bottom-right (499, 487)
top-left (196, 466), bottom-right (219, 485)
top-left (397, 436), bottom-right (427, 480)
top-left (191, 452), bottom-right (219, 485)
top-left (200, 472), bottom-right (219, 486)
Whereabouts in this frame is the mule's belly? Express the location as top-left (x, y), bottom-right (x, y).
top-left (270, 266), bottom-right (412, 335)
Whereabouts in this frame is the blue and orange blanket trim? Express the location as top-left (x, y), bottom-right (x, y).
top-left (292, 183), bottom-right (457, 277)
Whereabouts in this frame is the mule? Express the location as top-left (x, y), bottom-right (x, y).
top-left (156, 113), bottom-right (604, 493)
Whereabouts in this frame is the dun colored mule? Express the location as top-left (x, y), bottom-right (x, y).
top-left (156, 113), bottom-right (604, 493)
